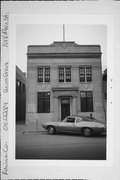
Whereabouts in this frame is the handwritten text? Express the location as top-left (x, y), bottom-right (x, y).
top-left (3, 102), bottom-right (8, 131)
top-left (2, 13), bottom-right (9, 47)
top-left (2, 142), bottom-right (8, 175)
top-left (3, 62), bottom-right (8, 93)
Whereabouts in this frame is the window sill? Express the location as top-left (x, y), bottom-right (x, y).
top-left (79, 82), bottom-right (92, 84)
top-left (59, 82), bottom-right (72, 83)
top-left (37, 112), bottom-right (50, 114)
top-left (37, 82), bottom-right (50, 84)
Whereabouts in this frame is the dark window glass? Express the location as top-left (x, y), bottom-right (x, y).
top-left (66, 68), bottom-right (71, 82)
top-left (59, 68), bottom-right (64, 82)
top-left (86, 67), bottom-right (92, 82)
top-left (45, 68), bottom-right (50, 82)
top-left (81, 93), bottom-right (86, 112)
top-left (38, 93), bottom-right (44, 113)
top-left (66, 117), bottom-right (75, 123)
top-left (86, 91), bottom-right (93, 112)
top-left (80, 91), bottom-right (93, 112)
top-left (79, 68), bottom-right (85, 82)
top-left (38, 68), bottom-right (43, 82)
top-left (37, 92), bottom-right (50, 113)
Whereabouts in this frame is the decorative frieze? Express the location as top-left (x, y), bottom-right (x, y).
top-left (79, 83), bottom-right (93, 90)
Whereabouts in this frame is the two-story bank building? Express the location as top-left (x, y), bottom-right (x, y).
top-left (26, 42), bottom-right (105, 125)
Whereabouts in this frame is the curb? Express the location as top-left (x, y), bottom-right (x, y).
top-left (17, 130), bottom-right (47, 134)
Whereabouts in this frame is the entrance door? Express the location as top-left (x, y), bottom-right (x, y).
top-left (61, 98), bottom-right (70, 121)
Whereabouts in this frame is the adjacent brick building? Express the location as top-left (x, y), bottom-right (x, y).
top-left (26, 41), bottom-right (105, 125)
top-left (16, 66), bottom-right (26, 122)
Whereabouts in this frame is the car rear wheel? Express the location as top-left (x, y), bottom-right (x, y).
top-left (82, 128), bottom-right (92, 137)
top-left (48, 126), bottom-right (55, 135)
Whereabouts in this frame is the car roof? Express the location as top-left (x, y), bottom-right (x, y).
top-left (66, 115), bottom-right (99, 122)
top-left (68, 115), bottom-right (88, 119)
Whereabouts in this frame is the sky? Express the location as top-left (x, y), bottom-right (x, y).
top-left (16, 24), bottom-right (107, 73)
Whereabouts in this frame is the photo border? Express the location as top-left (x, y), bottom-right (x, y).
top-left (1, 1), bottom-right (119, 179)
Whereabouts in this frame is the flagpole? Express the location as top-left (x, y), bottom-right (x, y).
top-left (63, 24), bottom-right (65, 41)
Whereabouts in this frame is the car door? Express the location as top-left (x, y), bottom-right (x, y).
top-left (58, 117), bottom-right (76, 132)
top-left (74, 117), bottom-right (83, 133)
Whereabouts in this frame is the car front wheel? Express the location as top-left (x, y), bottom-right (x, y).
top-left (82, 128), bottom-right (92, 137)
top-left (48, 126), bottom-right (55, 135)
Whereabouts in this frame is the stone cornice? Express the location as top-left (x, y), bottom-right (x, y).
top-left (27, 53), bottom-right (101, 59)
top-left (52, 87), bottom-right (78, 98)
top-left (52, 87), bottom-right (79, 91)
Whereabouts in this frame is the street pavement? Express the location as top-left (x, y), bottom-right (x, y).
top-left (16, 124), bottom-right (106, 160)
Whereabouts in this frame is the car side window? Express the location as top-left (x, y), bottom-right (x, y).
top-left (66, 117), bottom-right (75, 123)
top-left (76, 117), bottom-right (82, 122)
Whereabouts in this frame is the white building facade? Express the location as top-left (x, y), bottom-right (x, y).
top-left (26, 42), bottom-right (105, 125)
